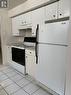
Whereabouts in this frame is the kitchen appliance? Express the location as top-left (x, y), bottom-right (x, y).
top-left (12, 47), bottom-right (25, 66)
top-left (24, 37), bottom-right (36, 46)
top-left (18, 24), bottom-right (32, 30)
top-left (35, 17), bottom-right (69, 95)
top-left (11, 46), bottom-right (26, 74)
top-left (18, 24), bottom-right (32, 36)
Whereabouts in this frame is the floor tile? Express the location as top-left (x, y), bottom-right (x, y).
top-left (12, 89), bottom-right (29, 95)
top-left (10, 74), bottom-right (23, 82)
top-left (2, 67), bottom-right (15, 74)
top-left (5, 83), bottom-right (20, 94)
top-left (5, 71), bottom-right (18, 78)
top-left (0, 65), bottom-right (52, 95)
top-left (0, 72), bottom-right (4, 76)
top-left (0, 75), bottom-right (8, 82)
top-left (17, 72), bottom-right (26, 78)
top-left (32, 89), bottom-right (51, 95)
top-left (0, 89), bottom-right (8, 95)
top-left (0, 85), bottom-right (3, 90)
top-left (0, 66), bottom-right (9, 71)
top-left (23, 82), bottom-right (40, 94)
top-left (0, 79), bottom-right (14, 88)
top-left (25, 75), bottom-right (34, 82)
top-left (16, 78), bottom-right (30, 87)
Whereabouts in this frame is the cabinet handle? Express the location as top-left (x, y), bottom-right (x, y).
top-left (60, 14), bottom-right (62, 16)
top-left (22, 21), bottom-right (26, 24)
top-left (53, 15), bottom-right (56, 17)
top-left (30, 52), bottom-right (31, 54)
top-left (61, 22), bottom-right (66, 24)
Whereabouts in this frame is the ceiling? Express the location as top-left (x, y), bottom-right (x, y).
top-left (8, 0), bottom-right (27, 9)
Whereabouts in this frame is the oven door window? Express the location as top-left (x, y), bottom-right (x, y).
top-left (12, 47), bottom-right (25, 66)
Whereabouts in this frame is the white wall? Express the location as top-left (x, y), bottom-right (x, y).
top-left (0, 9), bottom-right (12, 65)
top-left (0, 0), bottom-right (27, 65)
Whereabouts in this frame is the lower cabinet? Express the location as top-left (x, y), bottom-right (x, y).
top-left (7, 46), bottom-right (12, 64)
top-left (25, 49), bottom-right (36, 78)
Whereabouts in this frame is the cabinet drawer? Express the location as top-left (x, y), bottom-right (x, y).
top-left (25, 49), bottom-right (35, 56)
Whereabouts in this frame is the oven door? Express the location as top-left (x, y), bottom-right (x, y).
top-left (12, 47), bottom-right (25, 66)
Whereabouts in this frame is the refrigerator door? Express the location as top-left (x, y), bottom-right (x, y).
top-left (38, 20), bottom-right (69, 45)
top-left (35, 44), bottom-right (67, 95)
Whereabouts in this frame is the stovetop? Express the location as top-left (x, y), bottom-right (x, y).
top-left (11, 42), bottom-right (35, 50)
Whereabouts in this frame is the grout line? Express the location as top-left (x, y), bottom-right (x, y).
top-left (0, 85), bottom-right (9, 95)
top-left (8, 65), bottom-right (26, 76)
top-left (0, 66), bottom-right (49, 95)
top-left (7, 87), bottom-right (21, 95)
top-left (0, 66), bottom-right (31, 92)
top-left (0, 67), bottom-right (32, 95)
top-left (31, 88), bottom-right (40, 95)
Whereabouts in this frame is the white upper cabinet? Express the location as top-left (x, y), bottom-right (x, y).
top-left (58, 0), bottom-right (70, 18)
top-left (32, 7), bottom-right (45, 24)
top-left (45, 2), bottom-right (58, 21)
top-left (12, 16), bottom-right (20, 36)
top-left (12, 0), bottom-right (70, 36)
top-left (45, 0), bottom-right (70, 21)
top-left (25, 12), bottom-right (32, 25)
top-left (31, 7), bottom-right (45, 36)
top-left (12, 12), bottom-right (32, 36)
top-left (19, 12), bottom-right (32, 27)
top-left (19, 14), bottom-right (26, 26)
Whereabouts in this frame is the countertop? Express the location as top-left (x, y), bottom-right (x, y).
top-left (7, 43), bottom-right (35, 50)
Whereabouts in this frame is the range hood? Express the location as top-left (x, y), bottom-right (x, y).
top-left (18, 24), bottom-right (32, 30)
top-left (14, 24), bottom-right (32, 37)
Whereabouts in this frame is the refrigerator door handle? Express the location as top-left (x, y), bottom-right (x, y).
top-left (35, 24), bottom-right (39, 64)
top-left (45, 16), bottom-right (69, 24)
top-left (35, 42), bottom-right (38, 64)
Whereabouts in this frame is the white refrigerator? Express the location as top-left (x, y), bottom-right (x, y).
top-left (35, 18), bottom-right (69, 95)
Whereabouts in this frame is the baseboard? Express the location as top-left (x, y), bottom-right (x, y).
top-left (33, 79), bottom-right (60, 95)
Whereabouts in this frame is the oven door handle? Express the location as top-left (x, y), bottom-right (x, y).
top-left (35, 24), bottom-right (39, 64)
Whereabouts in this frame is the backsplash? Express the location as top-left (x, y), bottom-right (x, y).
top-left (8, 30), bottom-right (32, 44)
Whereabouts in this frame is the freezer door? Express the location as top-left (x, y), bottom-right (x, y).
top-left (35, 44), bottom-right (67, 95)
top-left (38, 20), bottom-right (69, 45)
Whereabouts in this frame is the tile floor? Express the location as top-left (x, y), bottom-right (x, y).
top-left (0, 65), bottom-right (51, 95)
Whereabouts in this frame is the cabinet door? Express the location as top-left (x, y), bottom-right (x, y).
top-left (25, 12), bottom-right (32, 25)
top-left (45, 2), bottom-right (58, 21)
top-left (7, 46), bottom-right (12, 63)
top-left (32, 7), bottom-right (45, 36)
top-left (19, 14), bottom-right (26, 26)
top-left (26, 55), bottom-right (36, 78)
top-left (19, 12), bottom-right (32, 26)
top-left (12, 17), bottom-right (19, 36)
top-left (26, 49), bottom-right (36, 78)
top-left (58, 0), bottom-right (70, 18)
